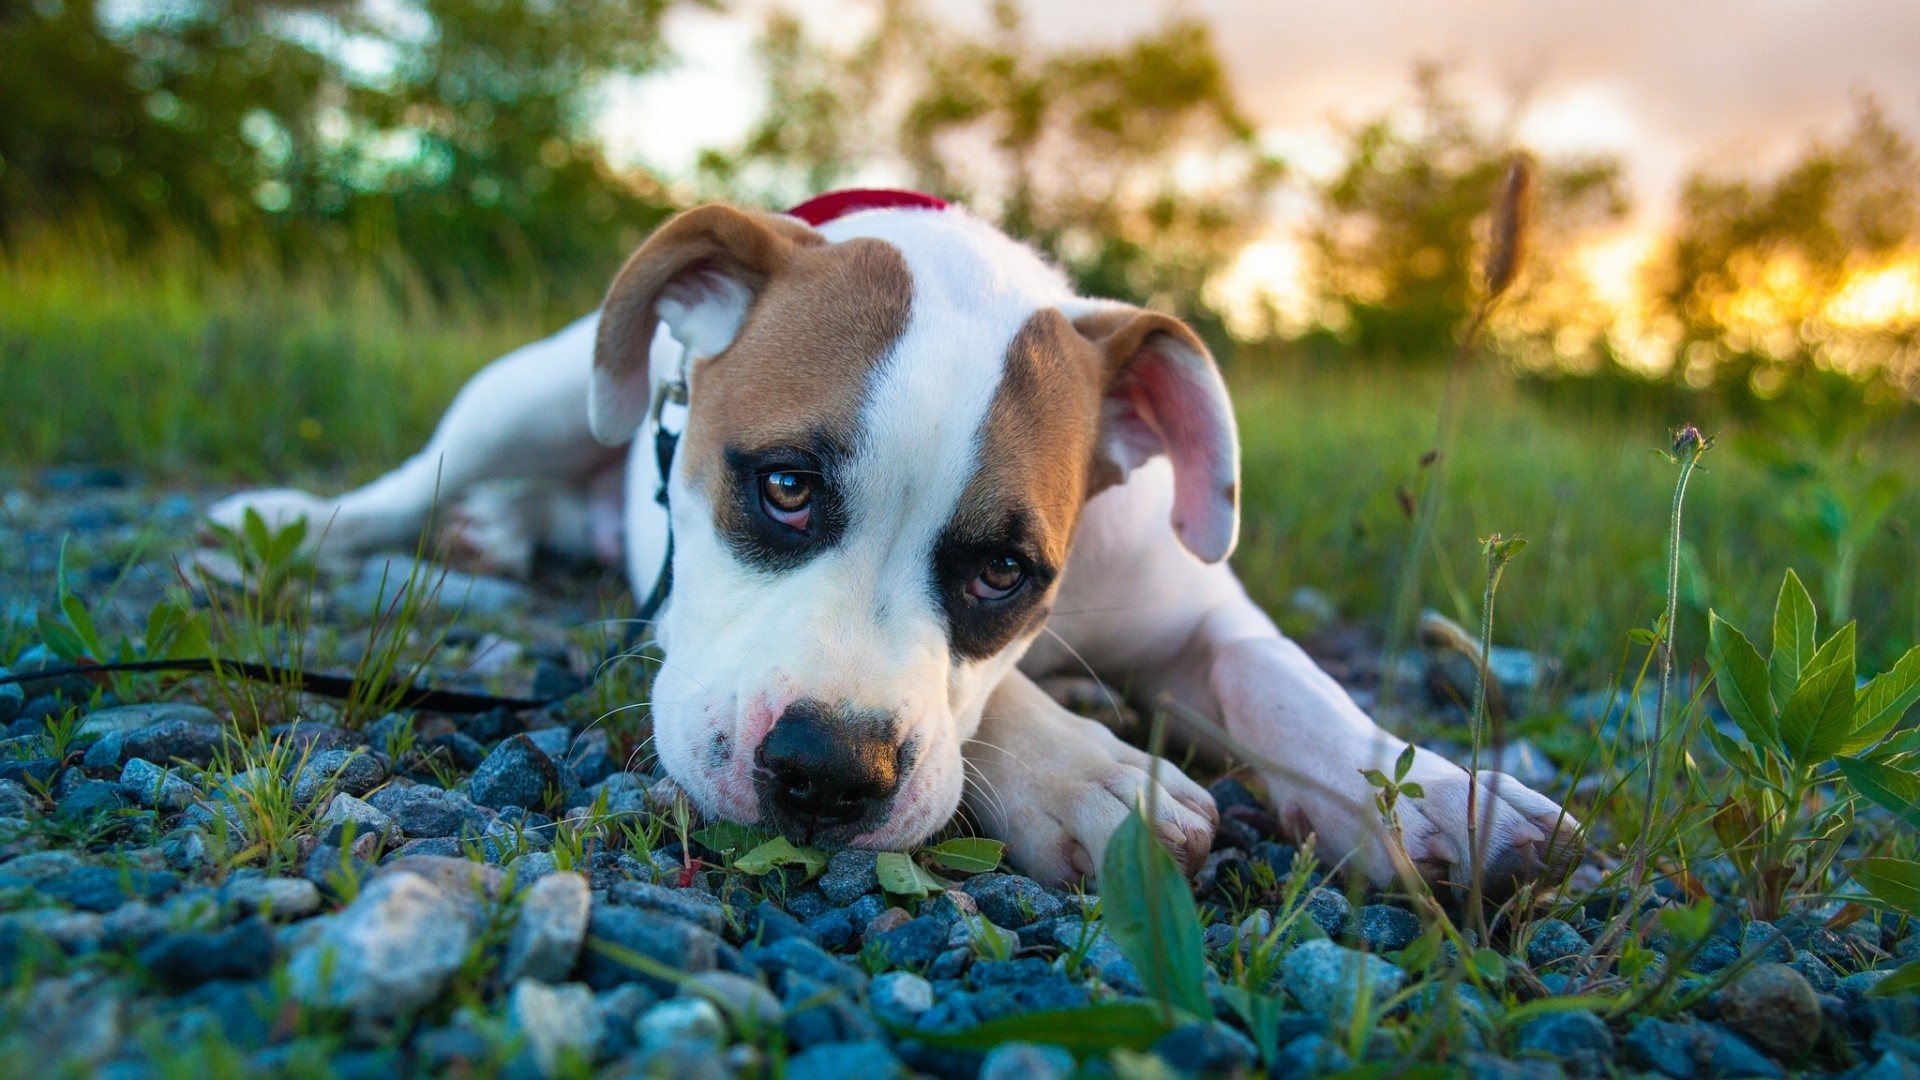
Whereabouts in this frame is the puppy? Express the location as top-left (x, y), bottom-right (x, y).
top-left (210, 191), bottom-right (1577, 888)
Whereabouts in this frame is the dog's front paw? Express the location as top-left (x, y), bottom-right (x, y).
top-left (992, 726), bottom-right (1217, 889)
top-left (1395, 764), bottom-right (1582, 897)
top-left (205, 488), bottom-right (334, 543)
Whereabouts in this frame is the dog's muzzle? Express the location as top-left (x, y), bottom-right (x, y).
top-left (753, 699), bottom-right (905, 844)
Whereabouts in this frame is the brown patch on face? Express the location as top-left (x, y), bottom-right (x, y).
top-left (936, 309), bottom-right (1110, 660)
top-left (680, 237), bottom-right (915, 493)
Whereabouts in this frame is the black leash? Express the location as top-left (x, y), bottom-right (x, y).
top-left (4, 375), bottom-right (689, 718)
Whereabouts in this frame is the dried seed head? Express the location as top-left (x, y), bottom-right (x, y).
top-left (1483, 152), bottom-right (1536, 300)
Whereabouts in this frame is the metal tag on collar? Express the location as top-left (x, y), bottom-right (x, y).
top-left (647, 376), bottom-right (688, 508)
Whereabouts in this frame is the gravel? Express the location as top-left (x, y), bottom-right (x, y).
top-left (285, 870), bottom-right (474, 1022)
top-left (503, 871), bottom-right (591, 984)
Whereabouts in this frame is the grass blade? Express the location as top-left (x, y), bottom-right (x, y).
top-left (1100, 804), bottom-right (1211, 1019)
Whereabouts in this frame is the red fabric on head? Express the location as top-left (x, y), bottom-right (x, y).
top-left (786, 188), bottom-right (948, 226)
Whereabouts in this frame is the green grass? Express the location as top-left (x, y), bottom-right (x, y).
top-left (1229, 356), bottom-right (1920, 677)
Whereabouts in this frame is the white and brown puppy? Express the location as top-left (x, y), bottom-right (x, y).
top-left (210, 192), bottom-right (1577, 888)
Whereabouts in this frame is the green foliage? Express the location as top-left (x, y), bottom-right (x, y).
top-left (1704, 568), bottom-right (1920, 917)
top-left (711, 0), bottom-right (1276, 332)
top-left (1098, 803), bottom-right (1211, 1020)
top-left (733, 837), bottom-right (828, 879)
top-left (902, 1002), bottom-right (1174, 1054)
top-left (1306, 64), bottom-right (1627, 361)
top-left (1653, 97), bottom-right (1920, 397)
top-left (875, 851), bottom-right (951, 899)
top-left (922, 837), bottom-right (1006, 874)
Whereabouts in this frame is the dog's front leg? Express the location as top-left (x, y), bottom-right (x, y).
top-left (964, 670), bottom-right (1217, 888)
top-left (1196, 613), bottom-right (1581, 894)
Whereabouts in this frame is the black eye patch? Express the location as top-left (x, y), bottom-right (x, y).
top-left (931, 511), bottom-right (1056, 662)
top-left (718, 437), bottom-right (848, 571)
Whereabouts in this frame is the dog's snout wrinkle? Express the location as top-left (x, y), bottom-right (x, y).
top-left (754, 699), bottom-right (901, 841)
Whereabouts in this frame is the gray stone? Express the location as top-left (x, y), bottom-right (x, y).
top-left (1526, 918), bottom-right (1588, 969)
top-left (873, 915), bottom-right (948, 970)
top-left (606, 879), bottom-right (725, 932)
top-left (580, 906), bottom-right (720, 993)
top-left (79, 703), bottom-right (217, 741)
top-left (504, 871), bottom-right (590, 984)
top-left (508, 979), bottom-right (605, 1078)
top-left (1714, 963), bottom-right (1820, 1061)
top-left (869, 971), bottom-right (934, 1027)
top-left (980, 1042), bottom-right (1075, 1080)
top-left (318, 792), bottom-right (396, 845)
top-left (289, 749), bottom-right (388, 804)
top-left (1296, 887), bottom-right (1352, 938)
top-left (686, 970), bottom-right (784, 1028)
top-left (39, 865), bottom-right (179, 911)
top-left (1517, 1010), bottom-right (1614, 1078)
top-left (818, 849), bottom-right (879, 906)
top-left (339, 557), bottom-right (531, 616)
top-left (57, 779), bottom-right (129, 820)
top-left (1280, 939), bottom-right (1408, 1024)
top-left (8, 646), bottom-right (100, 700)
top-left (137, 917), bottom-right (275, 989)
top-left (220, 875), bottom-right (322, 920)
top-left (366, 784), bottom-right (491, 838)
top-left (86, 719), bottom-right (226, 769)
top-left (0, 669), bottom-right (23, 724)
top-left (1622, 1017), bottom-right (1785, 1080)
top-left (508, 851), bottom-right (559, 880)
top-left (784, 1040), bottom-right (903, 1080)
top-left (961, 873), bottom-right (1066, 929)
top-left (636, 996), bottom-right (725, 1049)
top-left (2, 850), bottom-right (85, 881)
top-left (0, 779), bottom-right (36, 816)
top-left (1347, 904), bottom-right (1423, 952)
top-left (1155, 1020), bottom-right (1262, 1075)
top-left (119, 758), bottom-right (199, 811)
top-left (468, 734), bottom-right (561, 811)
top-left (286, 871), bottom-right (473, 1022)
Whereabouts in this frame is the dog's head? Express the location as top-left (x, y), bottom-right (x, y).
top-left (588, 201), bottom-right (1238, 849)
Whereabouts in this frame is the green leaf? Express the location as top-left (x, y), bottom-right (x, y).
top-left (60, 592), bottom-right (102, 657)
top-left (875, 851), bottom-right (950, 898)
top-left (1099, 804), bottom-right (1211, 1018)
top-left (901, 1001), bottom-right (1177, 1053)
top-left (36, 608), bottom-right (89, 663)
top-left (732, 837), bottom-right (827, 878)
top-left (1835, 757), bottom-right (1920, 831)
top-left (1470, 947), bottom-right (1508, 983)
top-left (690, 821), bottom-right (769, 856)
top-left (1703, 720), bottom-right (1766, 782)
top-left (1217, 986), bottom-right (1289, 1068)
top-left (1627, 627), bottom-right (1659, 647)
top-left (1853, 858), bottom-right (1920, 916)
top-left (1779, 649), bottom-right (1856, 767)
top-left (1394, 743), bottom-right (1417, 782)
top-left (923, 837), bottom-right (1006, 874)
top-left (1708, 613), bottom-right (1776, 749)
top-left (1843, 645), bottom-right (1920, 754)
top-left (1868, 958), bottom-right (1920, 998)
top-left (1770, 569), bottom-right (1817, 707)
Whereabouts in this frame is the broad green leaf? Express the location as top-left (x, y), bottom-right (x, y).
top-left (1834, 757), bottom-right (1920, 831)
top-left (690, 821), bottom-right (769, 856)
top-left (1842, 646), bottom-right (1920, 754)
top-left (1708, 614), bottom-right (1776, 749)
top-left (875, 851), bottom-right (950, 897)
top-left (36, 608), bottom-right (89, 663)
top-left (1868, 958), bottom-right (1920, 998)
top-left (60, 593), bottom-right (102, 656)
top-left (1470, 947), bottom-right (1508, 983)
top-left (1770, 569), bottom-right (1817, 707)
top-left (1853, 858), bottom-right (1920, 915)
top-left (1702, 720), bottom-right (1766, 782)
top-left (902, 1001), bottom-right (1177, 1053)
top-left (732, 837), bottom-right (827, 878)
top-left (1627, 627), bottom-right (1659, 647)
top-left (923, 837), bottom-right (1006, 874)
top-left (1779, 652), bottom-right (1856, 767)
top-left (1099, 804), bottom-right (1211, 1018)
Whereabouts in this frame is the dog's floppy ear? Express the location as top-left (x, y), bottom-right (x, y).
top-left (1067, 301), bottom-right (1241, 564)
top-left (590, 204), bottom-right (824, 444)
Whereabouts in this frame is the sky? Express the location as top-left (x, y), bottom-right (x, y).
top-left (596, 0), bottom-right (1920, 333)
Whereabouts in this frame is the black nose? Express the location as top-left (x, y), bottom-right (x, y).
top-left (755, 700), bottom-right (900, 833)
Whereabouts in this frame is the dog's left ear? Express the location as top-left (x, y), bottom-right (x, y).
top-left (590, 204), bottom-right (824, 444)
top-left (1067, 302), bottom-right (1240, 563)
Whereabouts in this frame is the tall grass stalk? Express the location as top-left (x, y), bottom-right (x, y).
top-left (1379, 154), bottom-right (1535, 713)
top-left (1633, 427), bottom-right (1712, 896)
top-left (1466, 532), bottom-right (1526, 935)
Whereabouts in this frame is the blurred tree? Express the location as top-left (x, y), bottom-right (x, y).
top-left (1306, 65), bottom-right (1628, 362)
top-left (0, 0), bottom-right (682, 299)
top-left (1652, 97), bottom-right (1920, 399)
top-left (704, 0), bottom-right (1279, 339)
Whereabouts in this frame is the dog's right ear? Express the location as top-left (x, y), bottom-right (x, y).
top-left (590, 204), bottom-right (824, 444)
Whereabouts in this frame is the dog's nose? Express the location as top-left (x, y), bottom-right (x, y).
top-left (755, 700), bottom-right (899, 830)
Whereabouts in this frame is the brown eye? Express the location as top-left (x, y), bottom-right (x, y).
top-left (760, 471), bottom-right (814, 529)
top-left (967, 554), bottom-right (1026, 600)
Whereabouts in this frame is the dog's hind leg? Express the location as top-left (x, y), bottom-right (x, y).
top-left (208, 315), bottom-right (620, 566)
